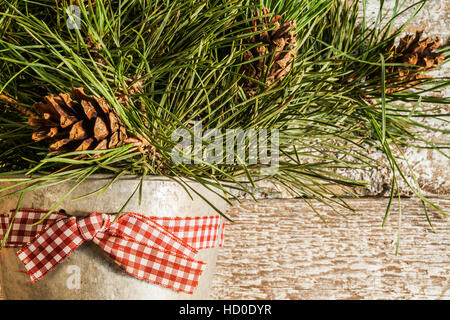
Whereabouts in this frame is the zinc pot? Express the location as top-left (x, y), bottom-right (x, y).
top-left (0, 175), bottom-right (228, 300)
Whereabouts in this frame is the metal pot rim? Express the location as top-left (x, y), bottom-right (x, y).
top-left (0, 174), bottom-right (185, 182)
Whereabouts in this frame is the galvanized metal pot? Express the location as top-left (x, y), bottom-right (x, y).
top-left (0, 175), bottom-right (228, 300)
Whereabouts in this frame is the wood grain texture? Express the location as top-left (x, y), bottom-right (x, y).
top-left (210, 198), bottom-right (450, 300)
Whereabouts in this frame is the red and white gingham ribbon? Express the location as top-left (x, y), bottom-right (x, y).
top-left (0, 209), bottom-right (225, 294)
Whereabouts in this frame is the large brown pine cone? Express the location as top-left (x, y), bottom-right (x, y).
top-left (241, 8), bottom-right (297, 96)
top-left (385, 31), bottom-right (445, 93)
top-left (29, 87), bottom-right (138, 153)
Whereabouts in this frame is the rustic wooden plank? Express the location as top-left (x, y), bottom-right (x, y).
top-left (210, 198), bottom-right (450, 300)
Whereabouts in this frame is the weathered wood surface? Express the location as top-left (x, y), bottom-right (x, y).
top-left (210, 198), bottom-right (450, 300)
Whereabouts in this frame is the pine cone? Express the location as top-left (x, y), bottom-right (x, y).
top-left (29, 88), bottom-right (133, 153)
top-left (385, 31), bottom-right (445, 93)
top-left (241, 8), bottom-right (297, 96)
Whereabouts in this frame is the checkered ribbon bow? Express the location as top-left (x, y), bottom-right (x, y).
top-left (0, 209), bottom-right (225, 294)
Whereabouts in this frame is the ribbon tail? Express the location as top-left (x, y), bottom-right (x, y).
top-left (151, 215), bottom-right (225, 250)
top-left (16, 217), bottom-right (84, 283)
top-left (0, 210), bottom-right (67, 248)
top-left (94, 234), bottom-right (206, 294)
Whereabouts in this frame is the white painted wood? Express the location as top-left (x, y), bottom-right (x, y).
top-left (210, 198), bottom-right (450, 300)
